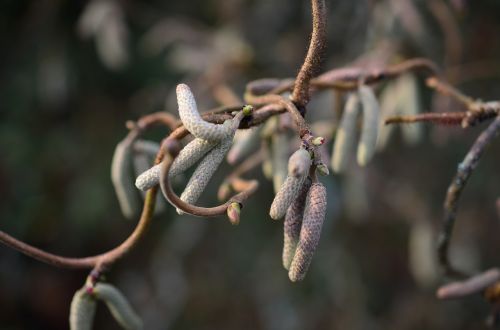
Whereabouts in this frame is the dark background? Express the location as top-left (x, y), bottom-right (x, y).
top-left (0, 0), bottom-right (499, 329)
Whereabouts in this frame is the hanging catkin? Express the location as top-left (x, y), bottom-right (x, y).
top-left (283, 177), bottom-right (312, 270)
top-left (177, 83), bottom-right (234, 142)
top-left (289, 182), bottom-right (327, 282)
top-left (178, 137), bottom-right (233, 213)
top-left (94, 283), bottom-right (143, 330)
top-left (69, 287), bottom-right (96, 330)
top-left (357, 85), bottom-right (380, 166)
top-left (269, 148), bottom-right (311, 220)
top-left (398, 73), bottom-right (423, 145)
top-left (111, 139), bottom-right (139, 219)
top-left (271, 132), bottom-right (289, 194)
top-left (331, 93), bottom-right (360, 173)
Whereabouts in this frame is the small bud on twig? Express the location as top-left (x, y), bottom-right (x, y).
top-left (227, 202), bottom-right (241, 225)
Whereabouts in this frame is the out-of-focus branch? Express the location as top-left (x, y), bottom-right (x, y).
top-left (438, 115), bottom-right (500, 278)
top-left (437, 268), bottom-right (500, 299)
top-left (291, 0), bottom-right (327, 108)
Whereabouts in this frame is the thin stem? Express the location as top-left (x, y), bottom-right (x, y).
top-left (437, 268), bottom-right (500, 300)
top-left (291, 0), bottom-right (327, 108)
top-left (0, 115), bottom-right (171, 270)
top-left (244, 93), bottom-right (309, 137)
top-left (438, 115), bottom-right (500, 278)
top-left (385, 112), bottom-right (466, 126)
top-left (0, 187), bottom-right (158, 270)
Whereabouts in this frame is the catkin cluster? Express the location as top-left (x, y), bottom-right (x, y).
top-left (132, 84), bottom-right (250, 214)
top-left (269, 145), bottom-right (328, 281)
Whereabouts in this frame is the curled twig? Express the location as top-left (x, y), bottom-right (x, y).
top-left (438, 115), bottom-right (500, 278)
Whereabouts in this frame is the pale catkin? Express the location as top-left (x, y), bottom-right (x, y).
top-left (69, 288), bottom-right (97, 330)
top-left (283, 178), bottom-right (312, 270)
top-left (357, 85), bottom-right (380, 166)
top-left (289, 182), bottom-right (327, 282)
top-left (177, 83), bottom-right (233, 142)
top-left (271, 132), bottom-right (289, 194)
top-left (111, 139), bottom-right (140, 219)
top-left (135, 137), bottom-right (218, 191)
top-left (178, 137), bottom-right (233, 214)
top-left (94, 283), bottom-right (143, 330)
top-left (132, 146), bottom-right (165, 214)
top-left (376, 82), bottom-right (399, 151)
top-left (287, 148), bottom-right (311, 178)
top-left (132, 140), bottom-right (160, 157)
top-left (398, 73), bottom-right (423, 145)
top-left (269, 175), bottom-right (306, 220)
top-left (331, 93), bottom-right (361, 173)
top-left (227, 126), bottom-right (261, 164)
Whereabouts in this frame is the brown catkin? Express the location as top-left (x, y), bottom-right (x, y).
top-left (283, 177), bottom-right (312, 270)
top-left (69, 288), bottom-right (96, 330)
top-left (94, 283), bottom-right (143, 330)
top-left (289, 182), bottom-right (327, 282)
top-left (287, 148), bottom-right (311, 178)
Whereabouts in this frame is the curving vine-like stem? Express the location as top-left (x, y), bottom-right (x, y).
top-left (438, 115), bottom-right (500, 278)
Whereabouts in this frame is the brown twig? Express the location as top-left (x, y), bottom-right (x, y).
top-left (385, 112), bottom-right (466, 126)
top-left (438, 115), bottom-right (500, 278)
top-left (437, 268), bottom-right (500, 300)
top-left (244, 93), bottom-right (309, 137)
top-left (0, 116), bottom-right (170, 270)
top-left (291, 0), bottom-right (327, 108)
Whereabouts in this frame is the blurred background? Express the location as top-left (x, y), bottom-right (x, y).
top-left (1, 0), bottom-right (500, 329)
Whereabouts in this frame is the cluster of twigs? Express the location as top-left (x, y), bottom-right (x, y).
top-left (1, 0), bottom-right (500, 328)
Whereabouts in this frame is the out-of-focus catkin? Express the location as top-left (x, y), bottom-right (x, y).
top-left (271, 132), bottom-right (289, 194)
top-left (94, 283), bottom-right (143, 330)
top-left (357, 85), bottom-right (380, 166)
top-left (283, 177), bottom-right (312, 270)
top-left (289, 182), bottom-right (327, 282)
top-left (111, 139), bottom-right (139, 219)
top-left (331, 93), bottom-right (360, 173)
top-left (70, 288), bottom-right (96, 330)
